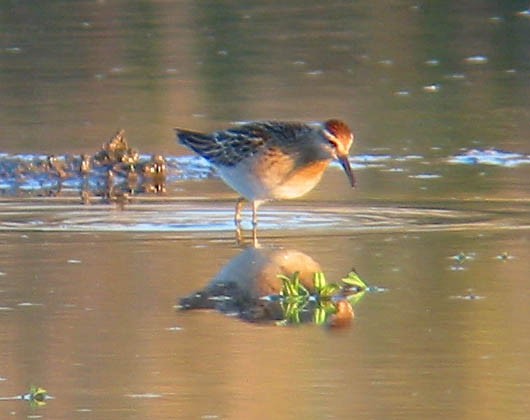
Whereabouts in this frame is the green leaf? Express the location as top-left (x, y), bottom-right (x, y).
top-left (313, 272), bottom-right (327, 293)
top-left (313, 307), bottom-right (327, 325)
top-left (341, 270), bottom-right (368, 290)
top-left (22, 386), bottom-right (48, 407)
top-left (279, 275), bottom-right (295, 297)
top-left (278, 272), bottom-right (309, 299)
top-left (346, 290), bottom-right (366, 306)
top-left (282, 301), bottom-right (304, 324)
top-left (320, 283), bottom-right (341, 298)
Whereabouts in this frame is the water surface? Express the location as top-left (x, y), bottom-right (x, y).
top-left (0, 1), bottom-right (529, 419)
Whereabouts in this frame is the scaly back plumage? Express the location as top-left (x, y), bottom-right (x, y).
top-left (175, 121), bottom-right (314, 167)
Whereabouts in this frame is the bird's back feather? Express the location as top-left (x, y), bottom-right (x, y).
top-left (175, 122), bottom-right (314, 167)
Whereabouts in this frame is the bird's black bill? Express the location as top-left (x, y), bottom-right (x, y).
top-left (339, 155), bottom-right (356, 188)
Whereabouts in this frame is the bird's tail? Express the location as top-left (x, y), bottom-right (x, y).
top-left (174, 128), bottom-right (217, 156)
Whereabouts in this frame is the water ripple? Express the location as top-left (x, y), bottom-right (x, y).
top-left (0, 201), bottom-right (524, 236)
top-left (447, 149), bottom-right (530, 167)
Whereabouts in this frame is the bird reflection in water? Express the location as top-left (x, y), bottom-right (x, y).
top-left (178, 244), bottom-right (362, 328)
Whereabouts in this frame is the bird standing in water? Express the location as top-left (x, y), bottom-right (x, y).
top-left (175, 119), bottom-right (356, 229)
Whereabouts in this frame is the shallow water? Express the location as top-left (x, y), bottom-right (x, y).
top-left (0, 224), bottom-right (529, 419)
top-left (1, 1), bottom-right (529, 419)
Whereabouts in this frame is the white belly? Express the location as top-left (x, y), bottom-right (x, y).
top-left (216, 159), bottom-right (328, 201)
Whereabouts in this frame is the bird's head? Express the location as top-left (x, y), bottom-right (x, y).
top-left (321, 119), bottom-right (356, 188)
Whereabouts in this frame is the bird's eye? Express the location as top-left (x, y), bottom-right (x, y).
top-left (328, 138), bottom-right (339, 149)
top-left (323, 128), bottom-right (339, 147)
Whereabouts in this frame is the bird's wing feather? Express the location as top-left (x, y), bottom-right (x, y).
top-left (175, 122), bottom-right (313, 167)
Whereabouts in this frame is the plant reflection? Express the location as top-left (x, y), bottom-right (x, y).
top-left (179, 244), bottom-right (371, 328)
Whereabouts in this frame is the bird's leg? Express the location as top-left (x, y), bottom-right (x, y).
top-left (251, 201), bottom-right (258, 228)
top-left (234, 197), bottom-right (245, 226)
top-left (251, 225), bottom-right (259, 248)
top-left (251, 201), bottom-right (261, 247)
top-left (235, 224), bottom-right (243, 245)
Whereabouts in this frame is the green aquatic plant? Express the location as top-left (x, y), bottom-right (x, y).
top-left (24, 386), bottom-right (49, 407)
top-left (313, 271), bottom-right (341, 299)
top-left (312, 300), bottom-right (340, 325)
top-left (279, 300), bottom-right (307, 325)
top-left (278, 272), bottom-right (309, 300)
top-left (341, 269), bottom-right (368, 291)
top-left (0, 386), bottom-right (49, 407)
top-left (277, 272), bottom-right (310, 325)
top-left (340, 269), bottom-right (369, 306)
top-left (277, 270), bottom-right (369, 326)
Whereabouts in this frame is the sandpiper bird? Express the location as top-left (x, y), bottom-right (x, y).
top-left (175, 119), bottom-right (355, 227)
